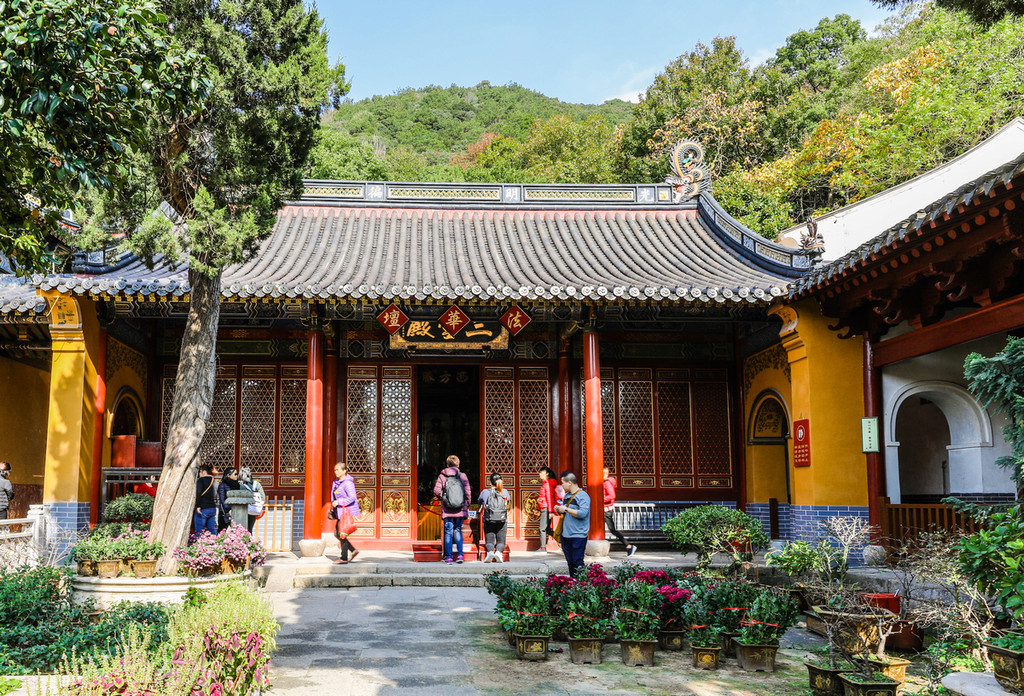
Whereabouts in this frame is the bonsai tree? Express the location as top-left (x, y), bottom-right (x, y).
top-left (805, 581), bottom-right (869, 669)
top-left (614, 581), bottom-right (661, 642)
top-left (663, 505), bottom-right (769, 571)
top-left (737, 587), bottom-right (800, 647)
top-left (563, 583), bottom-right (610, 639)
top-left (817, 515), bottom-right (875, 582)
top-left (765, 539), bottom-right (832, 583)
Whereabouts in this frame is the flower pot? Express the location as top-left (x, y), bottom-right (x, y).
top-left (886, 619), bottom-right (924, 652)
top-left (721, 631), bottom-right (739, 658)
top-left (76, 560), bottom-right (96, 577)
top-left (118, 558), bottom-right (133, 576)
top-left (552, 625), bottom-right (567, 642)
top-left (96, 559), bottom-right (119, 579)
top-left (837, 673), bottom-right (899, 696)
top-left (811, 606), bottom-right (893, 654)
top-left (784, 586), bottom-right (808, 612)
top-left (620, 639), bottom-right (657, 666)
top-left (860, 593), bottom-right (900, 615)
top-left (505, 627), bottom-right (516, 647)
top-left (866, 656), bottom-right (911, 685)
top-left (567, 637), bottom-right (603, 664)
top-left (658, 630), bottom-right (687, 651)
top-left (805, 661), bottom-right (853, 696)
top-left (692, 645), bottom-right (721, 670)
top-left (734, 641), bottom-right (779, 672)
top-left (986, 642), bottom-right (1024, 694)
top-left (514, 633), bottom-right (550, 661)
top-left (131, 559), bottom-right (157, 579)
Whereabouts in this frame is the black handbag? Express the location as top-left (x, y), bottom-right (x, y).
top-left (327, 506), bottom-right (337, 520)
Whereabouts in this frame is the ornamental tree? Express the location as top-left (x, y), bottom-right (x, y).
top-left (86, 0), bottom-right (347, 571)
top-left (0, 0), bottom-right (206, 270)
top-left (964, 336), bottom-right (1024, 489)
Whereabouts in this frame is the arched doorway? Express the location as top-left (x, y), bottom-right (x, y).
top-left (110, 388), bottom-right (144, 438)
top-left (747, 391), bottom-right (791, 538)
top-left (885, 380), bottom-right (993, 503)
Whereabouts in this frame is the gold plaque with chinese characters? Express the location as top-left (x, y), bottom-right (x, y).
top-left (500, 304), bottom-right (531, 336)
top-left (376, 304), bottom-right (409, 335)
top-left (439, 305), bottom-right (470, 336)
top-left (389, 319), bottom-right (508, 352)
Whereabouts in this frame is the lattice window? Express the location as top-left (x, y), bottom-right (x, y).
top-left (483, 380), bottom-right (515, 474)
top-left (278, 378), bottom-right (306, 474)
top-left (161, 377), bottom-right (176, 442)
top-left (581, 380), bottom-right (616, 484)
top-left (518, 380), bottom-right (550, 473)
top-left (381, 379), bottom-right (412, 473)
top-left (200, 378), bottom-right (237, 472)
top-left (618, 380), bottom-right (654, 476)
top-left (693, 382), bottom-right (732, 475)
top-left (240, 378), bottom-right (276, 475)
top-left (346, 379), bottom-right (378, 473)
top-left (657, 382), bottom-right (693, 475)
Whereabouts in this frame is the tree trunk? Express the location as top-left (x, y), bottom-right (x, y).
top-left (150, 267), bottom-right (222, 574)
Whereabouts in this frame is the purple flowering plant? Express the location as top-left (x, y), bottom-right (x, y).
top-left (172, 527), bottom-right (267, 575)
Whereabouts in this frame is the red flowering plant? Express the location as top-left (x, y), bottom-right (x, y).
top-left (544, 574), bottom-right (576, 619)
top-left (656, 585), bottom-right (694, 630)
top-left (632, 569), bottom-right (672, 586)
top-left (582, 563), bottom-right (618, 617)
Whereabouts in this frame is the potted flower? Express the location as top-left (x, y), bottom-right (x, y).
top-left (563, 583), bottom-right (609, 664)
top-left (656, 584), bottom-right (693, 650)
top-left (93, 535), bottom-right (129, 578)
top-left (172, 531), bottom-right (224, 576)
top-left (614, 581), bottom-right (661, 666)
top-left (703, 578), bottom-right (760, 657)
top-left (130, 536), bottom-right (166, 579)
top-left (544, 574), bottom-right (575, 641)
top-left (734, 586), bottom-right (800, 672)
top-left (71, 537), bottom-right (99, 576)
top-left (683, 600), bottom-right (722, 670)
top-left (508, 580), bottom-right (554, 661)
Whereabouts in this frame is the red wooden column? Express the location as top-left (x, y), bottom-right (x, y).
top-left (558, 338), bottom-right (573, 474)
top-left (90, 328), bottom-right (108, 526)
top-left (582, 329), bottom-right (605, 540)
top-left (303, 328), bottom-right (324, 540)
top-left (864, 338), bottom-right (886, 532)
top-left (321, 340), bottom-right (338, 508)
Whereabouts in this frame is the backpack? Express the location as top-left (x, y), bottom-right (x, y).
top-left (484, 489), bottom-right (507, 523)
top-left (441, 471), bottom-right (465, 511)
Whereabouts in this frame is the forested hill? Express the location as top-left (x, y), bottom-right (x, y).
top-left (325, 82), bottom-right (633, 166)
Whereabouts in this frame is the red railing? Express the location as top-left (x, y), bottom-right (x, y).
top-left (878, 496), bottom-right (981, 549)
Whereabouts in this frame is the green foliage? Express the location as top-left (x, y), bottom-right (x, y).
top-left (503, 579), bottom-right (554, 636)
top-left (104, 493), bottom-right (155, 523)
top-left (680, 600), bottom-right (721, 647)
top-left (562, 583), bottom-right (610, 639)
top-left (0, 0), bottom-right (208, 272)
top-left (736, 587), bottom-right (800, 645)
top-left (662, 505), bottom-right (770, 569)
top-left (0, 677), bottom-right (20, 696)
top-left (874, 0), bottom-right (1024, 26)
top-left (958, 506), bottom-right (1024, 621)
top-left (613, 581), bottom-right (661, 641)
top-left (168, 580), bottom-right (278, 659)
top-left (990, 634), bottom-right (1024, 651)
top-left (88, 522), bottom-right (151, 539)
top-left (701, 579), bottom-right (763, 632)
top-left (765, 539), bottom-right (833, 577)
top-left (964, 336), bottom-right (1024, 486)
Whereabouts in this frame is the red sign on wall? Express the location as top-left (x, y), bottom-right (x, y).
top-left (793, 419), bottom-right (810, 467)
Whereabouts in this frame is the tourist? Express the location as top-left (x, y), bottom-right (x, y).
top-left (330, 462), bottom-right (360, 564)
top-left (554, 470), bottom-right (590, 578)
top-left (0, 462), bottom-right (13, 521)
top-left (537, 466), bottom-right (558, 552)
top-left (134, 474), bottom-right (158, 497)
top-left (194, 463), bottom-right (218, 536)
top-left (603, 466), bottom-right (637, 556)
top-left (217, 466), bottom-right (240, 530)
top-left (433, 454), bottom-right (471, 564)
top-left (239, 466), bottom-right (266, 533)
top-left (478, 473), bottom-right (510, 563)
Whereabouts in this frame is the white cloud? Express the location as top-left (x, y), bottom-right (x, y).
top-left (603, 66), bottom-right (659, 103)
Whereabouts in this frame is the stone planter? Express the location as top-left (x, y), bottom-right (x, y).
top-left (620, 639), bottom-right (657, 666)
top-left (513, 633), bottom-right (550, 661)
top-left (96, 559), bottom-right (119, 579)
top-left (76, 560), bottom-right (96, 577)
top-left (72, 571), bottom-right (251, 610)
top-left (886, 619), bottom-right (924, 653)
top-left (721, 630), bottom-right (739, 657)
top-left (985, 642), bottom-right (1024, 694)
top-left (567, 637), bottom-right (603, 664)
top-left (552, 625), bottom-right (567, 642)
top-left (505, 627), bottom-right (516, 647)
top-left (734, 641), bottom-right (779, 672)
top-left (131, 559), bottom-right (158, 579)
top-left (837, 673), bottom-right (899, 696)
top-left (805, 661), bottom-right (853, 696)
top-left (658, 630), bottom-right (687, 651)
top-left (866, 656), bottom-right (912, 685)
top-left (691, 645), bottom-right (721, 670)
top-left (811, 606), bottom-right (894, 654)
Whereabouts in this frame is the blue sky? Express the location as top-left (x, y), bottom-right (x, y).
top-left (321, 1), bottom-right (897, 105)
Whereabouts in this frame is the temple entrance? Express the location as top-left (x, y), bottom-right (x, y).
top-left (416, 366), bottom-right (480, 508)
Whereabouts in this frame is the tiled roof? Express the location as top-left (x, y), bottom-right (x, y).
top-left (25, 182), bottom-right (808, 308)
top-left (0, 275), bottom-right (46, 316)
top-left (790, 152), bottom-right (1024, 298)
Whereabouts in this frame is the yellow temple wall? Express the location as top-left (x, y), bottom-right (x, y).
top-left (0, 356), bottom-right (50, 488)
top-left (102, 338), bottom-right (149, 467)
top-left (743, 345), bottom-right (792, 504)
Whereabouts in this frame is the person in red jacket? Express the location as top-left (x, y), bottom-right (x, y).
top-left (537, 466), bottom-right (558, 552)
top-left (603, 466), bottom-right (636, 556)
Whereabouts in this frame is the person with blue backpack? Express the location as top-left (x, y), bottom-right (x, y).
top-left (433, 454), bottom-right (472, 564)
top-left (478, 473), bottom-right (510, 563)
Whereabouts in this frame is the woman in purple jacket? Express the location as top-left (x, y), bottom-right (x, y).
top-left (330, 462), bottom-right (360, 564)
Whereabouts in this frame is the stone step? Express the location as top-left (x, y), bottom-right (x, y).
top-left (292, 571), bottom-right (538, 588)
top-left (293, 560), bottom-right (564, 576)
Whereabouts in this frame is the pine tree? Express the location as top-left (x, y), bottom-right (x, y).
top-left (964, 336), bottom-right (1024, 493)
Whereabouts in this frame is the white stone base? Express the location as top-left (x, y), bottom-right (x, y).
top-left (585, 539), bottom-right (610, 561)
top-left (298, 538), bottom-right (326, 557)
top-left (941, 672), bottom-right (1004, 696)
top-left (72, 572), bottom-right (251, 610)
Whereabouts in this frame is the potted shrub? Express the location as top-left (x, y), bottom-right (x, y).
top-left (804, 649), bottom-right (856, 696)
top-left (986, 633), bottom-right (1024, 695)
top-left (662, 504), bottom-right (769, 572)
top-left (563, 583), bottom-right (609, 664)
top-left (682, 601), bottom-right (722, 670)
top-left (765, 539), bottom-right (831, 609)
top-left (803, 583), bottom-right (873, 695)
top-left (485, 571), bottom-right (520, 646)
top-left (103, 493), bottom-right (155, 524)
top-left (614, 581), bottom-right (661, 666)
top-left (656, 584), bottom-right (693, 650)
top-left (507, 580), bottom-right (554, 660)
top-left (734, 586), bottom-right (800, 672)
top-left (837, 669), bottom-right (900, 696)
top-left (544, 574), bottom-right (575, 641)
top-left (93, 535), bottom-right (129, 578)
top-left (703, 577), bottom-right (760, 657)
top-left (71, 537), bottom-right (99, 576)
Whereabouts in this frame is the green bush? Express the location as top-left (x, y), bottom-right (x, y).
top-left (614, 581), bottom-right (661, 641)
top-left (662, 505), bottom-right (770, 569)
top-left (103, 494), bottom-right (154, 523)
top-left (958, 505), bottom-right (1024, 622)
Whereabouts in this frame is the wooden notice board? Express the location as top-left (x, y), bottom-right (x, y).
top-left (793, 419), bottom-right (810, 467)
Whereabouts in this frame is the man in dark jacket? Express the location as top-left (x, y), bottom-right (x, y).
top-left (0, 462), bottom-right (14, 520)
top-left (194, 463), bottom-right (218, 536)
top-left (433, 454), bottom-right (472, 564)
